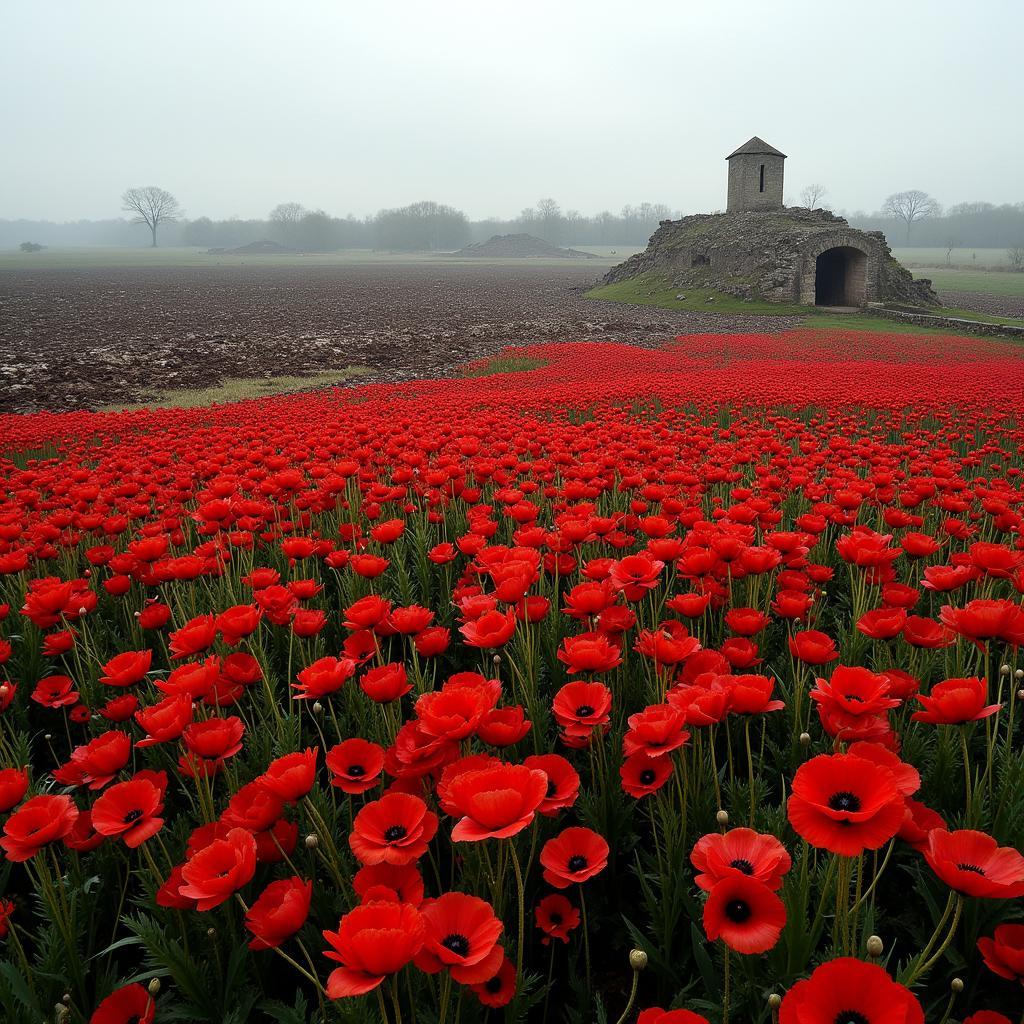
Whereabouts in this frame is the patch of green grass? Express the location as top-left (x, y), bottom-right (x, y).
top-left (910, 268), bottom-right (1024, 298)
top-left (801, 313), bottom-right (950, 335)
top-left (891, 247), bottom-right (1012, 270)
top-left (586, 273), bottom-right (805, 315)
top-left (101, 368), bottom-right (369, 411)
top-left (462, 356), bottom-right (548, 377)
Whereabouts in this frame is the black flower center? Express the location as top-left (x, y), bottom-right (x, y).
top-left (485, 975), bottom-right (503, 993)
top-left (575, 705), bottom-right (594, 717)
top-left (956, 862), bottom-right (985, 875)
top-left (123, 809), bottom-right (143, 823)
top-left (549, 912), bottom-right (563, 925)
top-left (546, 779), bottom-right (557, 797)
top-left (730, 858), bottom-right (754, 875)
top-left (347, 764), bottom-right (365, 776)
top-left (442, 933), bottom-right (470, 957)
top-left (725, 899), bottom-right (751, 923)
top-left (567, 854), bottom-right (588, 872)
top-left (828, 791), bottom-right (861, 813)
top-left (639, 769), bottom-right (656, 784)
top-left (384, 824), bottom-right (408, 842)
top-left (834, 1013), bottom-right (869, 1024)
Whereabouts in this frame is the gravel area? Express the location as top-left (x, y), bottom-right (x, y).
top-left (937, 289), bottom-right (1024, 319)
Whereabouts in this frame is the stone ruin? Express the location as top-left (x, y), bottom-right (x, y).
top-left (604, 137), bottom-right (938, 308)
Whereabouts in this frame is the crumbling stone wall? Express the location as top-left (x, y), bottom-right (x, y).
top-left (603, 207), bottom-right (938, 307)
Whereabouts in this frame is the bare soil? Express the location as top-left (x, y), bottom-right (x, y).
top-left (937, 289), bottom-right (1024, 319)
top-left (0, 264), bottom-right (804, 413)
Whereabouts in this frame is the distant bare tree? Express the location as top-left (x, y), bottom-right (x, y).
top-left (882, 190), bottom-right (941, 244)
top-left (121, 186), bottom-right (182, 247)
top-left (1008, 246), bottom-right (1024, 271)
top-left (269, 202), bottom-right (306, 244)
top-left (800, 183), bottom-right (827, 210)
top-left (945, 239), bottom-right (960, 266)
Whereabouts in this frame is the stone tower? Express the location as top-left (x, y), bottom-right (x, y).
top-left (726, 137), bottom-right (786, 212)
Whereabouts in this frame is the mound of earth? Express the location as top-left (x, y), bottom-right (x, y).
top-left (453, 234), bottom-right (597, 259)
top-left (223, 240), bottom-right (298, 255)
top-left (603, 208), bottom-right (938, 307)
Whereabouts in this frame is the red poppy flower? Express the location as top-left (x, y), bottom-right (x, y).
top-left (856, 606), bottom-right (908, 640)
top-left (724, 607), bottom-right (770, 636)
top-left (977, 922), bottom-right (1024, 983)
top-left (293, 656), bottom-right (355, 699)
top-left (902, 615), bottom-right (955, 649)
top-left (99, 694), bottom-right (139, 722)
top-left (924, 829), bottom-right (1024, 898)
top-left (778, 957), bottom-right (923, 1023)
top-left (534, 893), bottom-right (580, 944)
top-left (413, 626), bottom-right (450, 657)
top-left (91, 777), bottom-right (165, 847)
top-left (608, 553), bottom-right (664, 601)
top-left (523, 753), bottom-right (580, 815)
top-left (361, 662), bottom-right (411, 702)
top-left (134, 694), bottom-right (193, 747)
top-left (0, 766), bottom-right (29, 812)
top-left (810, 667), bottom-right (900, 739)
top-left (221, 779), bottom-right (286, 832)
top-left (459, 608), bottom-right (517, 649)
top-left (540, 826), bottom-right (609, 888)
top-left (322, 900), bottom-right (425, 997)
top-left (557, 632), bottom-right (623, 674)
top-left (417, 891), bottom-right (504, 983)
top-left (787, 753), bottom-right (904, 856)
top-left (259, 748), bottom-right (318, 802)
top-left (343, 595), bottom-right (393, 630)
top-left (690, 828), bottom-right (792, 892)
top-left (620, 750), bottom-right (674, 798)
top-left (634, 625), bottom-right (701, 666)
top-left (788, 630), bottom-right (839, 665)
top-left (470, 947), bottom-right (516, 1007)
top-left (0, 897), bottom-right (13, 939)
top-left (326, 738), bottom-right (384, 794)
top-left (961, 1013), bottom-right (1012, 1024)
top-left (0, 793), bottom-right (79, 861)
top-left (182, 715), bottom-right (245, 762)
top-left (940, 599), bottom-right (1024, 649)
top-left (31, 674), bottom-right (79, 708)
top-left (447, 762), bottom-right (548, 841)
top-left (353, 862), bottom-right (425, 906)
top-left (552, 680), bottom-right (612, 739)
top-left (623, 704), bottom-right (690, 758)
top-left (88, 983), bottom-right (155, 1024)
top-left (350, 792), bottom-right (438, 865)
top-left (178, 827), bottom-right (257, 910)
top-left (725, 674), bottom-right (785, 715)
top-left (897, 797), bottom-right (946, 852)
top-left (912, 677), bottom-right (1001, 725)
top-left (637, 1009), bottom-right (710, 1024)
top-left (702, 873), bottom-right (785, 953)
top-left (98, 649), bottom-right (152, 687)
top-left (415, 684), bottom-right (496, 740)
top-left (169, 614), bottom-right (218, 659)
top-left (245, 876), bottom-right (312, 950)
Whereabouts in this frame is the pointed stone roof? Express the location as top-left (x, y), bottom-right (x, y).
top-left (726, 137), bottom-right (787, 159)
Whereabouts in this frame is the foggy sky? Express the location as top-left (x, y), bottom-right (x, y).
top-left (2, 0), bottom-right (1021, 223)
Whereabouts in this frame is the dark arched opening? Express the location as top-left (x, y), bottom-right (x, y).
top-left (814, 246), bottom-right (867, 306)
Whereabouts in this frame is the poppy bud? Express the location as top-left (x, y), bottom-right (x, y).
top-left (1018, 689), bottom-right (1024, 700)
top-left (767, 993), bottom-right (782, 1009)
top-left (799, 732), bottom-right (811, 746)
top-left (148, 978), bottom-right (162, 996)
top-left (62, 993), bottom-right (72, 1004)
top-left (207, 927), bottom-right (216, 938)
top-left (1016, 669), bottom-right (1024, 679)
top-left (492, 654), bottom-right (501, 665)
top-left (304, 833), bottom-right (318, 849)
top-left (312, 701), bottom-right (323, 715)
top-left (716, 810), bottom-right (729, 828)
top-left (1000, 664), bottom-right (1010, 675)
top-left (44, 733), bottom-right (52, 741)
top-left (866, 934), bottom-right (884, 958)
top-left (629, 949), bottom-right (647, 971)
top-left (950, 977), bottom-right (963, 993)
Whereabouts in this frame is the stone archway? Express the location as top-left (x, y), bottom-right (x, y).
top-left (799, 231), bottom-right (877, 307)
top-left (814, 246), bottom-right (868, 306)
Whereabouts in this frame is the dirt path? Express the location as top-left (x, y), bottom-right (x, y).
top-left (1, 264), bottom-right (803, 413)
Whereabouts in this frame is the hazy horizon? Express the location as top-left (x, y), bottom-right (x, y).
top-left (2, 0), bottom-right (1022, 223)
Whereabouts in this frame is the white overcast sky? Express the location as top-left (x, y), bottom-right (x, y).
top-left (1, 0), bottom-right (1021, 221)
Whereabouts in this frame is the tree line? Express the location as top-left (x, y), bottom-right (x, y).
top-left (3, 187), bottom-right (1022, 252)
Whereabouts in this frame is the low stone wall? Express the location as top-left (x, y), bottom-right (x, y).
top-left (870, 306), bottom-right (1024, 339)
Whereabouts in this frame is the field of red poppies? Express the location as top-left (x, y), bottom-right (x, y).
top-left (1, 329), bottom-right (1023, 1024)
